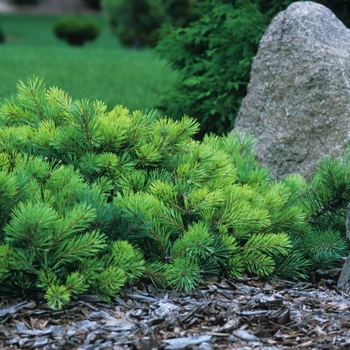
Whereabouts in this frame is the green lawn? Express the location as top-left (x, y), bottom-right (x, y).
top-left (0, 14), bottom-right (177, 112)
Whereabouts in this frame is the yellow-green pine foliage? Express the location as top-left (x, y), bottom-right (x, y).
top-left (0, 76), bottom-right (348, 304)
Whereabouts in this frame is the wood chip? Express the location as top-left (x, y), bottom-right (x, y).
top-left (0, 273), bottom-right (350, 349)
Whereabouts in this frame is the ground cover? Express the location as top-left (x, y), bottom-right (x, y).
top-left (0, 14), bottom-right (177, 112)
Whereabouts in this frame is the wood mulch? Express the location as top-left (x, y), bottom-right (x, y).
top-left (1, 268), bottom-right (350, 350)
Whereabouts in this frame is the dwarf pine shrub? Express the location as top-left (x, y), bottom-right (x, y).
top-left (0, 76), bottom-right (349, 308)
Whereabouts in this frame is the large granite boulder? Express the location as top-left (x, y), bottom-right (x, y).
top-left (338, 203), bottom-right (350, 289)
top-left (234, 1), bottom-right (350, 180)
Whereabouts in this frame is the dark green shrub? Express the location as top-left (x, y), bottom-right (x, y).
top-left (0, 25), bottom-right (4, 44)
top-left (10, 0), bottom-right (40, 5)
top-left (163, 0), bottom-right (198, 28)
top-left (53, 17), bottom-right (101, 46)
top-left (155, 0), bottom-right (271, 138)
top-left (0, 76), bottom-right (349, 307)
top-left (102, 0), bottom-right (198, 48)
top-left (155, 0), bottom-right (350, 138)
top-left (83, 0), bottom-right (101, 9)
top-left (102, 0), bottom-right (167, 47)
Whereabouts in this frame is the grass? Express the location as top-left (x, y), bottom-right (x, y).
top-left (0, 14), bottom-right (178, 112)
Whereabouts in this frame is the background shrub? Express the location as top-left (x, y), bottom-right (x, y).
top-left (0, 25), bottom-right (4, 44)
top-left (155, 0), bottom-right (350, 139)
top-left (102, 0), bottom-right (166, 47)
top-left (155, 0), bottom-right (269, 138)
top-left (102, 0), bottom-right (198, 48)
top-left (163, 0), bottom-right (198, 28)
top-left (0, 15), bottom-right (177, 112)
top-left (83, 0), bottom-right (101, 9)
top-left (54, 17), bottom-right (101, 46)
top-left (9, 0), bottom-right (40, 4)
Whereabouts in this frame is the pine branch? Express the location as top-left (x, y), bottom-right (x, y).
top-left (228, 256), bottom-right (245, 278)
top-left (302, 229), bottom-right (348, 269)
top-left (52, 230), bottom-right (107, 267)
top-left (144, 261), bottom-right (167, 289)
top-left (65, 272), bottom-right (89, 296)
top-left (52, 203), bottom-right (96, 244)
top-left (0, 102), bottom-right (33, 126)
top-left (272, 252), bottom-right (311, 281)
top-left (242, 251), bottom-right (275, 277)
top-left (17, 76), bottom-right (47, 123)
top-left (165, 256), bottom-right (201, 292)
top-left (94, 266), bottom-right (126, 302)
top-left (110, 240), bottom-right (145, 284)
top-left (5, 202), bottom-right (58, 249)
top-left (46, 86), bottom-right (72, 123)
top-left (69, 100), bottom-right (104, 153)
top-left (306, 156), bottom-right (350, 224)
top-left (45, 285), bottom-right (71, 310)
top-left (171, 222), bottom-right (214, 259)
top-left (242, 232), bottom-right (292, 257)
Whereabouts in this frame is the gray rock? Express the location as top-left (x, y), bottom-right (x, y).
top-left (234, 1), bottom-right (350, 179)
top-left (337, 203), bottom-right (350, 288)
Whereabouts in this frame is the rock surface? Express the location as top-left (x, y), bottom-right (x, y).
top-left (338, 203), bottom-right (350, 288)
top-left (234, 1), bottom-right (350, 180)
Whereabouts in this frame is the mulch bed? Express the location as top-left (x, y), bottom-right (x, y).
top-left (1, 269), bottom-right (350, 349)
